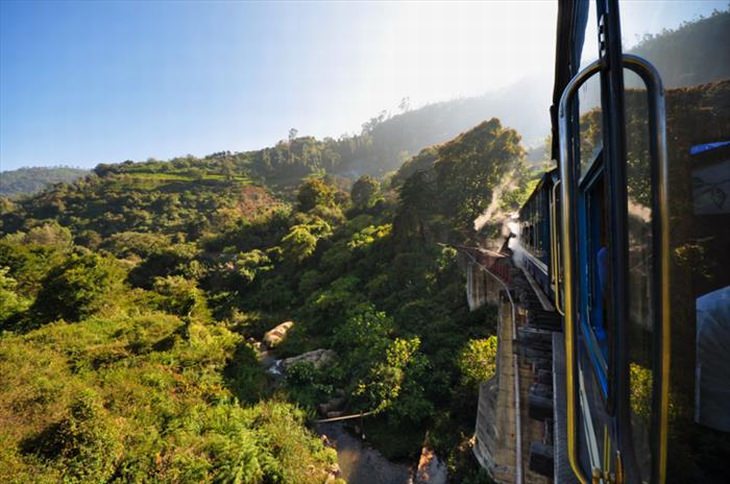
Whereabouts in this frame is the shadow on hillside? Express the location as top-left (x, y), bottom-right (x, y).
top-left (223, 342), bottom-right (268, 404)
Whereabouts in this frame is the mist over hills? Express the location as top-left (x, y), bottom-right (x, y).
top-left (354, 76), bottom-right (551, 172)
top-left (0, 77), bottom-right (551, 198)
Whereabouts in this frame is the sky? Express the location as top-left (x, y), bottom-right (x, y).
top-left (0, 0), bottom-right (726, 171)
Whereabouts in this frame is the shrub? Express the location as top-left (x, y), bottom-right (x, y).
top-left (457, 336), bottom-right (498, 388)
top-left (33, 251), bottom-right (125, 323)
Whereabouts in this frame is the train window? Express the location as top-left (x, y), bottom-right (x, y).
top-left (623, 68), bottom-right (654, 483)
top-left (569, 68), bottom-right (610, 395)
top-left (580, 168), bottom-right (610, 394)
top-left (535, 194), bottom-right (540, 256)
top-left (587, 175), bottom-right (609, 358)
top-left (620, 2), bottom-right (730, 481)
top-left (577, 73), bottom-right (603, 180)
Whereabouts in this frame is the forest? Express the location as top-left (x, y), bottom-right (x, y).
top-left (0, 167), bottom-right (89, 198)
top-left (0, 116), bottom-right (536, 483)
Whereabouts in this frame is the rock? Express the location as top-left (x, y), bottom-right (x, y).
top-left (262, 321), bottom-right (294, 348)
top-left (281, 349), bottom-right (336, 371)
top-left (324, 463), bottom-right (341, 483)
top-left (415, 447), bottom-right (447, 484)
top-left (318, 396), bottom-right (347, 415)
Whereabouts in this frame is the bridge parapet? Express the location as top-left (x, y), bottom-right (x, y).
top-left (457, 246), bottom-right (512, 310)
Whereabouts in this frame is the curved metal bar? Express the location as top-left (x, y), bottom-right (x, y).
top-left (621, 53), bottom-right (670, 484)
top-left (558, 57), bottom-right (604, 484)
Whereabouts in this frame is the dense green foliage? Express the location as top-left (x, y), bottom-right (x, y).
top-left (0, 114), bottom-right (526, 482)
top-left (0, 314), bottom-right (338, 482)
top-left (0, 166), bottom-right (89, 198)
top-left (458, 336), bottom-right (498, 389)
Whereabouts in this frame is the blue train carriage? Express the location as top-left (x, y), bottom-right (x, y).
top-left (518, 170), bottom-right (559, 300)
top-left (546, 0), bottom-right (730, 482)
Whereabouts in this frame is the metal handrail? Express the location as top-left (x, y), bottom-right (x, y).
top-left (622, 54), bottom-right (670, 484)
top-left (558, 54), bottom-right (670, 484)
top-left (558, 57), bottom-right (604, 484)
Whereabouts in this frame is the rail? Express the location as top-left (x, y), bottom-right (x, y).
top-left (314, 410), bottom-right (377, 424)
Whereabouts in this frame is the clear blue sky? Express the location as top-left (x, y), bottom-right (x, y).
top-left (1, 0), bottom-right (725, 171)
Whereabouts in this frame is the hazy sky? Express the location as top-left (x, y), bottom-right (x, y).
top-left (0, 0), bottom-right (725, 171)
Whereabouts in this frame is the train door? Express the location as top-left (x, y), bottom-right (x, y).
top-left (555, 0), bottom-right (662, 481)
top-left (557, 0), bottom-right (730, 482)
top-left (618, 3), bottom-right (730, 483)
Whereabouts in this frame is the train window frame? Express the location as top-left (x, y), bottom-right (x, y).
top-left (578, 152), bottom-right (611, 397)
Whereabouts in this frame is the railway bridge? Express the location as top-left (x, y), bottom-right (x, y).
top-left (455, 245), bottom-right (569, 484)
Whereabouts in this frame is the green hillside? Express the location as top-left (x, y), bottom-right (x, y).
top-left (0, 167), bottom-right (89, 198)
top-left (0, 116), bottom-right (534, 482)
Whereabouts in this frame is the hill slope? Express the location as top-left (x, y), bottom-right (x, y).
top-left (0, 167), bottom-right (89, 198)
top-left (0, 116), bottom-right (534, 482)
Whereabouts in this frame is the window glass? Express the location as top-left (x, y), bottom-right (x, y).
top-left (620, 2), bottom-right (730, 481)
top-left (623, 68), bottom-right (654, 484)
top-left (578, 0), bottom-right (600, 71)
top-left (577, 74), bottom-right (603, 178)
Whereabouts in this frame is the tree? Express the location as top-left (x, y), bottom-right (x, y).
top-left (102, 231), bottom-right (169, 259)
top-left (398, 97), bottom-right (411, 113)
top-left (434, 118), bottom-right (524, 234)
top-left (288, 128), bottom-right (299, 143)
top-left (221, 158), bottom-right (236, 181)
top-left (128, 243), bottom-right (199, 289)
top-left (354, 336), bottom-right (430, 420)
top-left (152, 275), bottom-right (208, 320)
top-left (351, 175), bottom-right (380, 209)
top-left (393, 170), bottom-right (436, 242)
top-left (34, 251), bottom-right (124, 323)
top-left (281, 220), bottom-right (331, 264)
top-left (457, 336), bottom-right (498, 388)
top-left (0, 266), bottom-right (30, 325)
top-left (296, 177), bottom-right (336, 212)
top-left (235, 249), bottom-right (273, 284)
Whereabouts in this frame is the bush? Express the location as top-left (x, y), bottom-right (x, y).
top-left (457, 337), bottom-right (498, 388)
top-left (31, 389), bottom-right (122, 482)
top-left (33, 251), bottom-right (125, 324)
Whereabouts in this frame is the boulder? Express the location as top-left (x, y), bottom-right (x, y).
top-left (262, 321), bottom-right (294, 348)
top-left (415, 447), bottom-right (447, 483)
top-left (281, 349), bottom-right (337, 371)
top-left (318, 396), bottom-right (347, 415)
top-left (325, 463), bottom-right (341, 483)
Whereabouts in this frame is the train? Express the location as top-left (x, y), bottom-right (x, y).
top-left (514, 1), bottom-right (730, 482)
